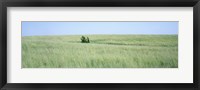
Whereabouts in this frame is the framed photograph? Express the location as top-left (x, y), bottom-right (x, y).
top-left (0, 0), bottom-right (199, 90)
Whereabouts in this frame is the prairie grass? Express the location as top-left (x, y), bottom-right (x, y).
top-left (22, 35), bottom-right (178, 68)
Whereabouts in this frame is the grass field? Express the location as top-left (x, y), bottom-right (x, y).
top-left (22, 35), bottom-right (178, 68)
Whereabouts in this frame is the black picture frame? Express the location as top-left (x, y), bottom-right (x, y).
top-left (0, 0), bottom-right (199, 90)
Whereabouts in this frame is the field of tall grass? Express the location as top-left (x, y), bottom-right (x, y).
top-left (22, 35), bottom-right (178, 68)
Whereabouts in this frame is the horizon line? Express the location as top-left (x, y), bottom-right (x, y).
top-left (22, 34), bottom-right (178, 37)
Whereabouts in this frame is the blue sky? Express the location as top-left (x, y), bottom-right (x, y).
top-left (22, 21), bottom-right (178, 36)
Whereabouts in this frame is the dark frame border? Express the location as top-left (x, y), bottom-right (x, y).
top-left (0, 0), bottom-right (199, 90)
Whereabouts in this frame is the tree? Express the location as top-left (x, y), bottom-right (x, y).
top-left (87, 37), bottom-right (90, 43)
top-left (81, 36), bottom-right (90, 43)
top-left (81, 36), bottom-right (86, 43)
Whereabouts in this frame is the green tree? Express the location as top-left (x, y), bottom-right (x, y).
top-left (87, 37), bottom-right (90, 43)
top-left (81, 36), bottom-right (86, 43)
top-left (81, 36), bottom-right (90, 43)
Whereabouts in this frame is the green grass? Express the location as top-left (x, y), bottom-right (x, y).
top-left (22, 35), bottom-right (178, 68)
